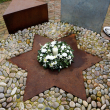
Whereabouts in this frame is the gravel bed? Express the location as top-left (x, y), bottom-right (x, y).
top-left (0, 22), bottom-right (110, 110)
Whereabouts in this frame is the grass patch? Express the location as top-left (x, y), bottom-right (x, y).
top-left (0, 0), bottom-right (11, 3)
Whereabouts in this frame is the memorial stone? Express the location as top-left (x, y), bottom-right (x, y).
top-left (61, 0), bottom-right (109, 33)
top-left (3, 0), bottom-right (48, 34)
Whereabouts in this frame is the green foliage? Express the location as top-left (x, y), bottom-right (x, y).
top-left (37, 41), bottom-right (74, 71)
top-left (0, 0), bottom-right (11, 3)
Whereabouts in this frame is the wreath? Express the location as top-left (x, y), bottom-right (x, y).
top-left (37, 41), bottom-right (74, 71)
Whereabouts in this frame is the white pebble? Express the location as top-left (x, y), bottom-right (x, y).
top-left (87, 104), bottom-right (91, 110)
top-left (99, 84), bottom-right (104, 89)
top-left (101, 104), bottom-right (106, 110)
top-left (60, 89), bottom-right (65, 94)
top-left (83, 101), bottom-right (88, 107)
top-left (0, 82), bottom-right (7, 86)
top-left (11, 87), bottom-right (17, 95)
top-left (13, 94), bottom-right (16, 102)
top-left (38, 104), bottom-right (44, 109)
top-left (0, 76), bottom-right (5, 80)
top-left (69, 101), bottom-right (75, 107)
top-left (17, 71), bottom-right (23, 76)
top-left (19, 102), bottom-right (24, 109)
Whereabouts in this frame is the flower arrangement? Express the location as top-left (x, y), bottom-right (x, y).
top-left (37, 41), bottom-right (74, 71)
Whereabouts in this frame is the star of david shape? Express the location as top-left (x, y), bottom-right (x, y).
top-left (8, 34), bottom-right (102, 101)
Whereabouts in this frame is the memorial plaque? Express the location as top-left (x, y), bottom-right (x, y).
top-left (3, 0), bottom-right (48, 34)
top-left (61, 0), bottom-right (109, 33)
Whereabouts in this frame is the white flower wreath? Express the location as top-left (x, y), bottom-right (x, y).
top-left (37, 41), bottom-right (74, 71)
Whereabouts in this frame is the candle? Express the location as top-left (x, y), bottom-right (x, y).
top-left (52, 46), bottom-right (58, 56)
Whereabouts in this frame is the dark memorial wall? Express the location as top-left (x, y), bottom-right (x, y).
top-left (61, 0), bottom-right (109, 33)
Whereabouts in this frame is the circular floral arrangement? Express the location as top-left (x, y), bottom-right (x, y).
top-left (37, 41), bottom-right (74, 71)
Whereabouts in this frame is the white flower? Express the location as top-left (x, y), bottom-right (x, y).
top-left (67, 50), bottom-right (69, 52)
top-left (49, 56), bottom-right (55, 60)
top-left (48, 49), bottom-right (51, 52)
top-left (60, 55), bottom-right (62, 58)
top-left (46, 55), bottom-right (55, 60)
top-left (43, 43), bottom-right (48, 48)
top-left (62, 43), bottom-right (65, 46)
top-left (45, 55), bottom-right (49, 59)
top-left (39, 57), bottom-right (42, 62)
top-left (60, 66), bottom-right (62, 69)
top-left (51, 41), bottom-right (56, 45)
top-left (53, 61), bottom-right (57, 65)
top-left (68, 55), bottom-right (71, 59)
top-left (68, 46), bottom-right (70, 49)
top-left (61, 45), bottom-right (66, 50)
top-left (70, 51), bottom-right (72, 54)
top-left (57, 54), bottom-right (60, 56)
top-left (54, 56), bottom-right (57, 59)
top-left (40, 54), bottom-right (43, 56)
top-left (51, 44), bottom-right (54, 47)
top-left (39, 59), bottom-right (42, 62)
top-left (43, 63), bottom-right (46, 67)
top-left (58, 41), bottom-right (61, 43)
top-left (44, 58), bottom-right (47, 62)
top-left (49, 63), bottom-right (54, 67)
top-left (70, 60), bottom-right (72, 64)
top-left (58, 45), bottom-right (60, 48)
top-left (62, 53), bottom-right (67, 57)
top-left (41, 49), bottom-right (47, 53)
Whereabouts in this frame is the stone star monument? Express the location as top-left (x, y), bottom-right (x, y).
top-left (8, 34), bottom-right (102, 101)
